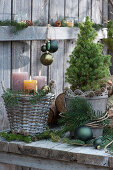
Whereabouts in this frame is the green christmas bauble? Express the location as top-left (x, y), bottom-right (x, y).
top-left (74, 126), bottom-right (93, 143)
top-left (41, 85), bottom-right (50, 94)
top-left (49, 40), bottom-right (58, 53)
top-left (93, 137), bottom-right (102, 149)
top-left (40, 52), bottom-right (53, 66)
top-left (41, 44), bottom-right (47, 52)
top-left (46, 41), bottom-right (51, 51)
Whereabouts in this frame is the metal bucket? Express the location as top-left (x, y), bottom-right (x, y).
top-left (85, 94), bottom-right (108, 116)
top-left (65, 92), bottom-right (108, 116)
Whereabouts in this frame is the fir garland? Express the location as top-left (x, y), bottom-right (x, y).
top-left (2, 88), bottom-right (46, 107)
top-left (61, 19), bottom-right (105, 31)
top-left (74, 22), bottom-right (105, 31)
top-left (0, 20), bottom-right (29, 33)
top-left (0, 127), bottom-right (113, 154)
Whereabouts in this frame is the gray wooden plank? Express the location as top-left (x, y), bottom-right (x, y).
top-left (15, 166), bottom-right (23, 170)
top-left (79, 0), bottom-right (92, 22)
top-left (49, 0), bottom-right (65, 24)
top-left (102, 0), bottom-right (108, 24)
top-left (32, 0), bottom-right (49, 26)
top-left (65, 0), bottom-right (78, 18)
top-left (92, 0), bottom-right (103, 24)
top-left (31, 41), bottom-right (47, 78)
top-left (31, 169), bottom-right (42, 170)
top-left (12, 0), bottom-right (31, 20)
top-left (0, 26), bottom-right (80, 41)
top-left (64, 0), bottom-right (79, 89)
top-left (64, 40), bottom-right (76, 89)
top-left (11, 41), bottom-right (30, 73)
top-left (108, 1), bottom-right (113, 75)
top-left (108, 0), bottom-right (113, 20)
top-left (31, 0), bottom-right (49, 79)
top-left (0, 0), bottom-right (11, 131)
top-left (49, 40), bottom-right (64, 96)
top-left (0, 162), bottom-right (16, 170)
top-left (21, 167), bottom-right (29, 170)
top-left (0, 42), bottom-right (11, 130)
top-left (49, 0), bottom-right (65, 96)
top-left (12, 0), bottom-right (31, 78)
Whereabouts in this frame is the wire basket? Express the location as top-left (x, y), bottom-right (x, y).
top-left (4, 93), bottom-right (55, 136)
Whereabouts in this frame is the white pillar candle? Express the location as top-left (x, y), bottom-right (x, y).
top-left (12, 71), bottom-right (28, 91)
top-left (33, 71), bottom-right (47, 90)
top-left (33, 76), bottom-right (47, 90)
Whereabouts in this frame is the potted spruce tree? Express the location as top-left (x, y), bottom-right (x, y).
top-left (65, 16), bottom-right (111, 116)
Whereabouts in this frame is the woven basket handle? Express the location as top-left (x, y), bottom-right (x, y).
top-left (1, 81), bottom-right (6, 92)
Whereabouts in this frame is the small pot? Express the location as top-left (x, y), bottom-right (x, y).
top-left (87, 126), bottom-right (103, 138)
top-left (65, 90), bottom-right (108, 117)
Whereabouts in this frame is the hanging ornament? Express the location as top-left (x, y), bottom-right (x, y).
top-left (46, 41), bottom-right (51, 51)
top-left (41, 44), bottom-right (47, 52)
top-left (49, 40), bottom-right (58, 53)
top-left (40, 52), bottom-right (53, 66)
top-left (41, 40), bottom-right (58, 53)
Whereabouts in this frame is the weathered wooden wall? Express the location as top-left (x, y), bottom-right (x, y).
top-left (0, 0), bottom-right (111, 169)
top-left (0, 0), bottom-right (109, 132)
top-left (109, 0), bottom-right (113, 74)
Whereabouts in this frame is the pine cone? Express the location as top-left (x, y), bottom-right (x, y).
top-left (74, 89), bottom-right (83, 95)
top-left (85, 91), bottom-right (95, 97)
top-left (100, 87), bottom-right (106, 92)
top-left (25, 20), bottom-right (33, 26)
top-left (95, 89), bottom-right (102, 95)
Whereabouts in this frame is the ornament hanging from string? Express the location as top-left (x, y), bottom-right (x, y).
top-left (40, 24), bottom-right (58, 66)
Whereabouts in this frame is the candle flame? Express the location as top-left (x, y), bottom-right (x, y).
top-left (39, 70), bottom-right (41, 76)
top-left (18, 68), bottom-right (20, 73)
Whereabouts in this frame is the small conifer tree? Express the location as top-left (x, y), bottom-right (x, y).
top-left (65, 16), bottom-right (111, 91)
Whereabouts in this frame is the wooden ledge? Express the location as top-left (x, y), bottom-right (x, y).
top-left (0, 26), bottom-right (107, 41)
top-left (0, 138), bottom-right (112, 169)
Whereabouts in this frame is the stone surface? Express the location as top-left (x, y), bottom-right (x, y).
top-left (0, 152), bottom-right (109, 170)
top-left (0, 139), bottom-right (112, 169)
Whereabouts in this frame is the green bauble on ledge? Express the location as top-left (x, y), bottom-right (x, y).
top-left (93, 137), bottom-right (102, 149)
top-left (74, 126), bottom-right (93, 144)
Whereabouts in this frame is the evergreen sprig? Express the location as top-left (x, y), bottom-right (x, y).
top-left (59, 97), bottom-right (95, 132)
top-left (0, 131), bottom-right (32, 143)
top-left (74, 22), bottom-right (104, 31)
top-left (0, 127), bottom-right (113, 154)
top-left (2, 89), bottom-right (19, 107)
top-left (0, 20), bottom-right (29, 33)
top-left (2, 88), bottom-right (46, 107)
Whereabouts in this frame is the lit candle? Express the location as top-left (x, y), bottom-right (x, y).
top-left (12, 70), bottom-right (28, 91)
top-left (33, 71), bottom-right (47, 90)
top-left (24, 76), bottom-right (37, 92)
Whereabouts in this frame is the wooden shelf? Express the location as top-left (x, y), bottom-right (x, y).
top-left (0, 26), bottom-right (107, 41)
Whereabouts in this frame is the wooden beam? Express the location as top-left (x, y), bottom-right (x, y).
top-left (0, 26), bottom-right (107, 41)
